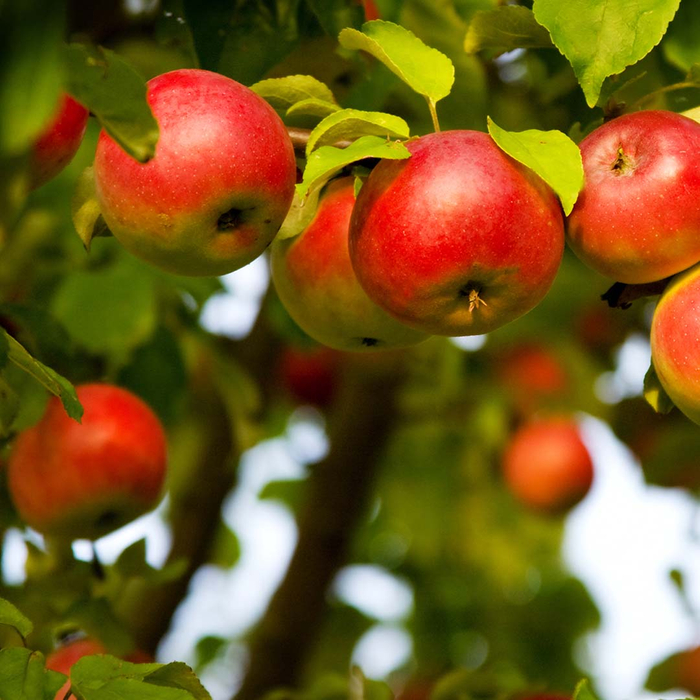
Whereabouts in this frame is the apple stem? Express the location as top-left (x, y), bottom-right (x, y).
top-left (427, 99), bottom-right (441, 133)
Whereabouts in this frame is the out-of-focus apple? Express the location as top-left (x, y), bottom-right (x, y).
top-left (279, 345), bottom-right (342, 408)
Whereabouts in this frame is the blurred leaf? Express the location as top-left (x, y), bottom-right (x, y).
top-left (251, 75), bottom-right (337, 110)
top-left (532, 0), bottom-right (681, 107)
top-left (0, 647), bottom-right (65, 700)
top-left (339, 21), bottom-right (455, 114)
top-left (259, 479), bottom-right (306, 513)
top-left (573, 679), bottom-right (600, 700)
top-left (306, 0), bottom-right (364, 37)
top-left (0, 373), bottom-right (20, 437)
top-left (305, 109), bottom-right (409, 156)
top-left (208, 523), bottom-right (241, 570)
top-left (287, 99), bottom-right (342, 119)
top-left (51, 258), bottom-right (158, 365)
top-left (193, 636), bottom-right (227, 674)
top-left (487, 117), bottom-right (583, 215)
top-left (464, 6), bottom-right (553, 57)
top-left (62, 598), bottom-right (134, 657)
top-left (0, 332), bottom-right (7, 369)
top-left (297, 135), bottom-right (410, 199)
top-left (182, 0), bottom-right (233, 72)
top-left (3, 332), bottom-right (82, 421)
top-left (0, 0), bottom-right (65, 155)
top-left (65, 43), bottom-right (159, 162)
top-left (663, 0), bottom-right (700, 72)
top-left (349, 667), bottom-right (393, 700)
top-left (0, 597), bottom-right (33, 640)
top-left (0, 154), bottom-right (31, 240)
top-left (72, 166), bottom-right (111, 251)
top-left (643, 363), bottom-right (675, 414)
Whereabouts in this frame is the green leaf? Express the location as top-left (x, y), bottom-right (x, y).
top-left (65, 43), bottom-right (159, 162)
top-left (0, 374), bottom-right (19, 437)
top-left (306, 0), bottom-right (365, 37)
top-left (0, 0), bottom-right (65, 155)
top-left (464, 6), bottom-right (554, 57)
top-left (487, 117), bottom-right (583, 215)
top-left (51, 259), bottom-right (158, 365)
top-left (251, 75), bottom-right (337, 111)
top-left (0, 647), bottom-right (65, 700)
top-left (306, 109), bottom-right (410, 157)
top-left (71, 166), bottom-right (111, 251)
top-left (143, 662), bottom-right (211, 699)
top-left (298, 134), bottom-right (411, 200)
top-left (339, 20), bottom-right (455, 117)
top-left (3, 331), bottom-right (83, 421)
top-left (663, 0), bottom-right (700, 72)
top-left (208, 523), bottom-right (241, 569)
top-left (193, 636), bottom-right (227, 674)
top-left (572, 679), bottom-right (601, 700)
top-left (286, 99), bottom-right (341, 120)
top-left (0, 331), bottom-right (8, 370)
top-left (643, 363), bottom-right (675, 414)
top-left (259, 479), bottom-right (306, 513)
top-left (532, 0), bottom-right (681, 107)
top-left (0, 598), bottom-right (33, 640)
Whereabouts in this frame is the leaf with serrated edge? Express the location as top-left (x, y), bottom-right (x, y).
top-left (286, 98), bottom-right (341, 119)
top-left (3, 331), bottom-right (83, 421)
top-left (339, 20), bottom-right (454, 104)
top-left (65, 43), bottom-right (159, 162)
top-left (464, 6), bottom-right (553, 56)
top-left (644, 363), bottom-right (675, 414)
top-left (305, 109), bottom-right (409, 157)
top-left (297, 135), bottom-right (411, 200)
top-left (251, 75), bottom-right (337, 110)
top-left (0, 597), bottom-right (33, 639)
top-left (533, 0), bottom-right (681, 107)
top-left (487, 117), bottom-right (583, 215)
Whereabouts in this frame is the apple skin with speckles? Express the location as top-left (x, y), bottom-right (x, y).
top-left (271, 176), bottom-right (429, 351)
top-left (567, 110), bottom-right (700, 284)
top-left (8, 384), bottom-right (167, 540)
top-left (503, 417), bottom-right (594, 513)
top-left (348, 130), bottom-right (565, 336)
top-left (94, 69), bottom-right (296, 277)
top-left (31, 93), bottom-right (89, 189)
top-left (651, 262), bottom-right (700, 426)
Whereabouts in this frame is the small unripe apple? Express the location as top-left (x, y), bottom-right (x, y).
top-left (567, 110), bottom-right (700, 284)
top-left (651, 262), bottom-right (700, 425)
top-left (8, 384), bottom-right (167, 540)
top-left (271, 176), bottom-right (429, 351)
top-left (503, 418), bottom-right (594, 513)
top-left (279, 345), bottom-right (341, 408)
top-left (46, 638), bottom-right (106, 700)
top-left (31, 93), bottom-right (89, 189)
top-left (94, 68), bottom-right (296, 276)
top-left (349, 130), bottom-right (564, 336)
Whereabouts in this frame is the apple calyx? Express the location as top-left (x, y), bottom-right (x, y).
top-left (459, 284), bottom-right (488, 313)
top-left (610, 146), bottom-right (633, 175)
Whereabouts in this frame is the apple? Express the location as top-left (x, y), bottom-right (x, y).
top-left (348, 130), bottom-right (565, 336)
top-left (676, 645), bottom-right (700, 696)
top-left (271, 176), bottom-right (429, 351)
top-left (503, 417), bottom-right (594, 513)
top-left (279, 345), bottom-right (341, 408)
top-left (31, 93), bottom-right (89, 189)
top-left (94, 68), bottom-right (296, 277)
top-left (46, 637), bottom-right (106, 700)
top-left (566, 110), bottom-right (700, 284)
top-left (8, 383), bottom-right (167, 540)
top-left (650, 261), bottom-right (700, 425)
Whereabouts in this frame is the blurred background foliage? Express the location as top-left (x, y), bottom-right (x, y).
top-left (2, 0), bottom-right (700, 699)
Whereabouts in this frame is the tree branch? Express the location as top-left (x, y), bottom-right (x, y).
top-left (601, 278), bottom-right (670, 309)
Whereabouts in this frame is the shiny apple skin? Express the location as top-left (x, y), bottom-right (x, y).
top-left (31, 93), bottom-right (89, 189)
top-left (8, 384), bottom-right (167, 540)
top-left (651, 262), bottom-right (700, 426)
top-left (271, 176), bottom-right (429, 351)
top-left (46, 638), bottom-right (107, 700)
top-left (567, 110), bottom-right (700, 284)
top-left (349, 130), bottom-right (564, 336)
top-left (503, 418), bottom-right (594, 513)
top-left (94, 69), bottom-right (296, 277)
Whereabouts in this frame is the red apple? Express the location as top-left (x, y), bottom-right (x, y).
top-left (8, 383), bottom-right (167, 540)
top-left (31, 93), bottom-right (89, 189)
top-left (349, 130), bottom-right (564, 336)
top-left (279, 345), bottom-right (341, 408)
top-left (271, 176), bottom-right (429, 350)
top-left (503, 417), bottom-right (594, 513)
top-left (94, 68), bottom-right (296, 277)
top-left (46, 637), bottom-right (106, 700)
top-left (650, 261), bottom-right (700, 425)
top-left (566, 110), bottom-right (700, 284)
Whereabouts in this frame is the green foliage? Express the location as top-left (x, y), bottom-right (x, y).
top-left (0, 597), bottom-right (33, 641)
top-left (251, 75), bottom-right (338, 110)
top-left (643, 362), bottom-right (675, 414)
top-left (0, 647), bottom-right (65, 700)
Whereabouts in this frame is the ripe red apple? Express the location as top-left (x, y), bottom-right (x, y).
top-left (566, 110), bottom-right (700, 284)
top-left (8, 383), bottom-right (167, 540)
top-left (94, 68), bottom-right (296, 277)
top-left (271, 176), bottom-right (429, 350)
top-left (349, 130), bottom-right (564, 336)
top-left (31, 93), bottom-right (89, 189)
top-left (46, 637), bottom-right (106, 700)
top-left (503, 417), bottom-right (594, 513)
top-left (279, 345), bottom-right (341, 408)
top-left (650, 261), bottom-right (700, 425)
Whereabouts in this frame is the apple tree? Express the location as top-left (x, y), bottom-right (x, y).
top-left (1, 0), bottom-right (700, 699)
